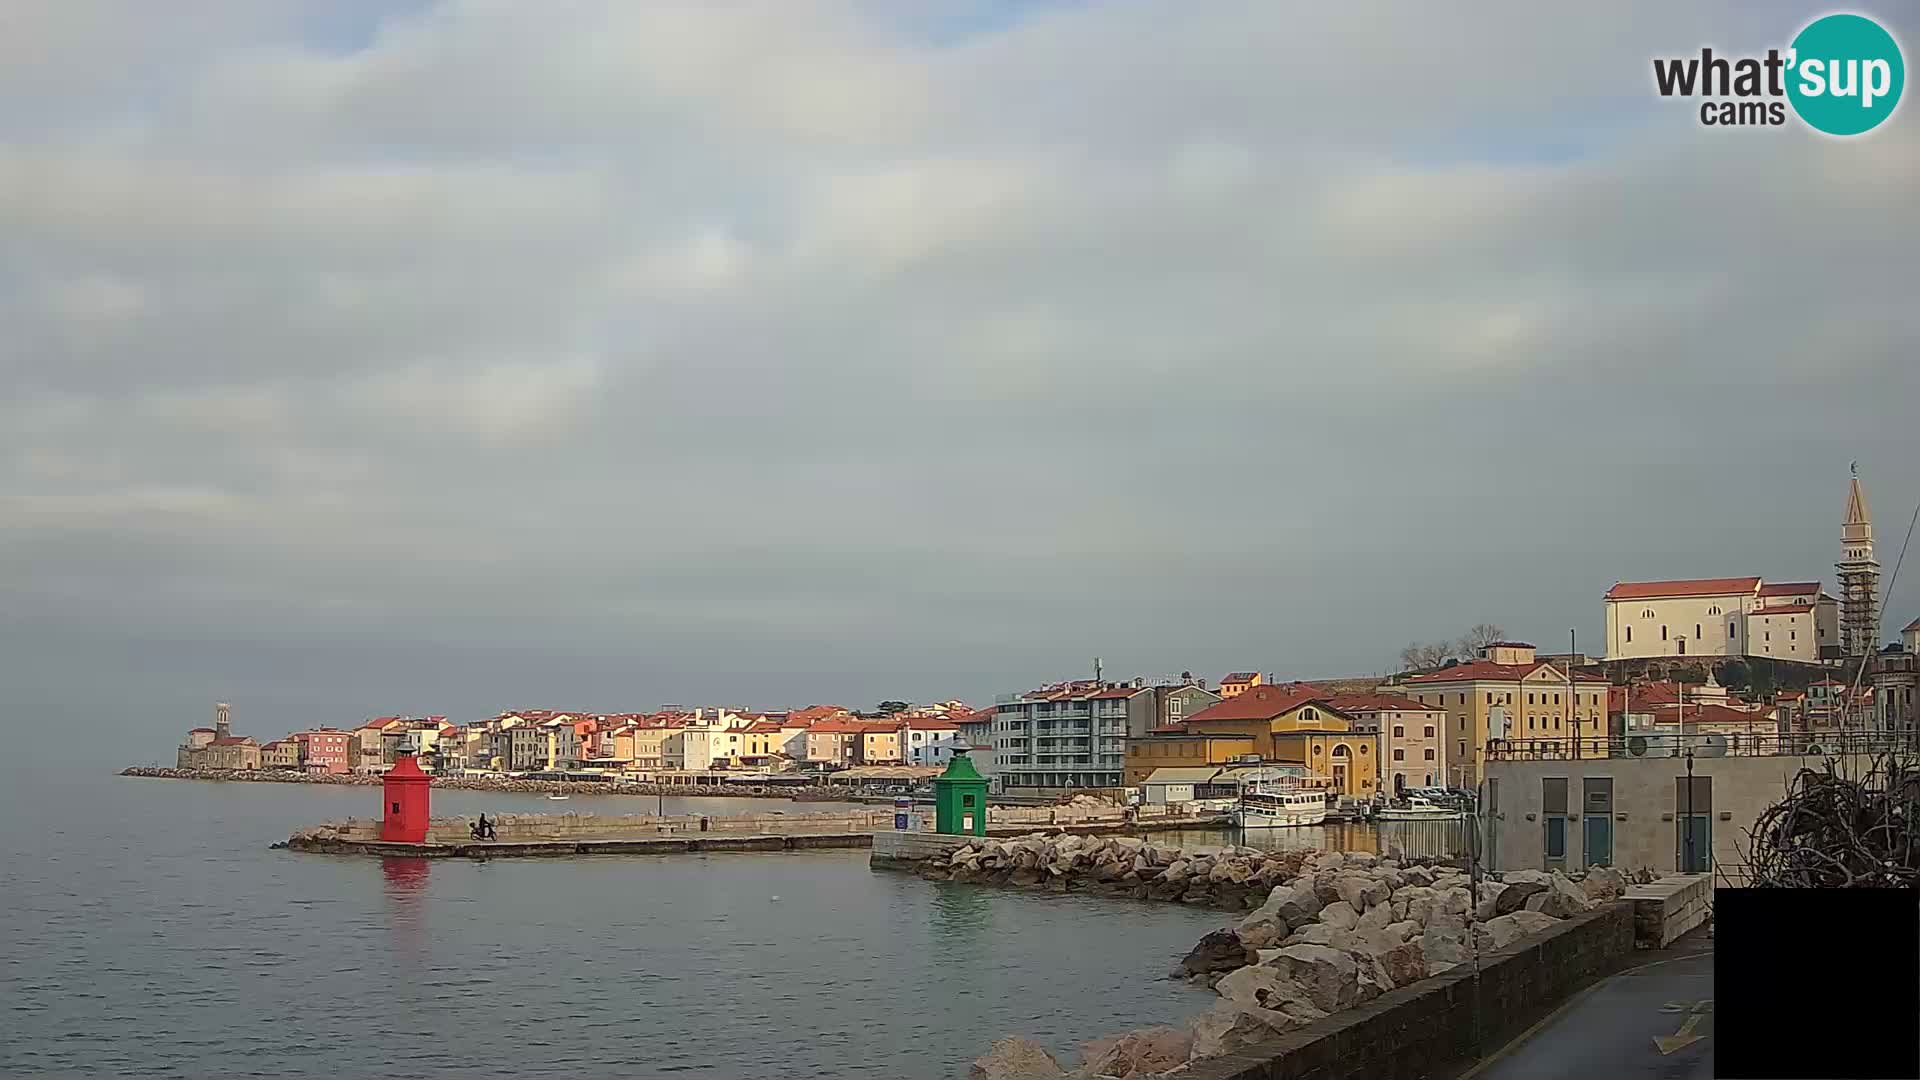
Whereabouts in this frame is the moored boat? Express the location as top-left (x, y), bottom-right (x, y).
top-left (1231, 783), bottom-right (1329, 828)
top-left (1374, 795), bottom-right (1463, 822)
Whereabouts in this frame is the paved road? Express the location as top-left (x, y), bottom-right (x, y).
top-left (1469, 938), bottom-right (1715, 1080)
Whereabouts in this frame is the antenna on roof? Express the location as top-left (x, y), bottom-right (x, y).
top-left (1094, 657), bottom-right (1103, 683)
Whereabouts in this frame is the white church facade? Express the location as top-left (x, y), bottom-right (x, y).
top-left (1603, 472), bottom-right (1875, 664)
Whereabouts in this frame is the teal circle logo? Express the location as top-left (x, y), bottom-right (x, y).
top-left (1786, 14), bottom-right (1905, 135)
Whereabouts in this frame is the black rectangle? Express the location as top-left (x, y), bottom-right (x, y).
top-left (1716, 889), bottom-right (1920, 1079)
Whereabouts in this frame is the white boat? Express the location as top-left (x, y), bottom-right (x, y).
top-left (1375, 796), bottom-right (1463, 822)
top-left (1232, 784), bottom-right (1329, 828)
top-left (547, 794), bottom-right (570, 801)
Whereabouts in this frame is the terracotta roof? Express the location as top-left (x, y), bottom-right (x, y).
top-left (807, 718), bottom-right (868, 735)
top-left (1905, 617), bottom-right (1920, 633)
top-left (188, 727), bottom-right (216, 734)
top-left (209, 736), bottom-right (256, 746)
top-left (902, 717), bottom-right (961, 731)
top-left (1484, 641), bottom-right (1535, 649)
top-left (1605, 577), bottom-right (1761, 600)
top-left (1086, 686), bottom-right (1148, 700)
top-left (1407, 660), bottom-right (1607, 684)
top-left (1757, 582), bottom-right (1821, 597)
top-left (1750, 604), bottom-right (1814, 616)
top-left (1221, 672), bottom-right (1260, 683)
top-left (743, 720), bottom-right (784, 734)
top-left (1643, 703), bottom-right (1772, 727)
top-left (1325, 692), bottom-right (1444, 713)
top-left (1184, 685), bottom-right (1331, 723)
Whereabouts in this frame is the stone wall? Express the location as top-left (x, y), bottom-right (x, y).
top-left (1180, 903), bottom-right (1635, 1080)
top-left (1624, 873), bottom-right (1712, 947)
top-left (308, 809), bottom-right (896, 845)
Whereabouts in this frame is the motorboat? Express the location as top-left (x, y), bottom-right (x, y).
top-left (547, 794), bottom-right (571, 801)
top-left (1232, 783), bottom-right (1330, 828)
top-left (1374, 796), bottom-right (1463, 822)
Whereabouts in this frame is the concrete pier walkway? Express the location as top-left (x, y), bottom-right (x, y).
top-left (1464, 929), bottom-right (1714, 1080)
top-left (285, 832), bottom-right (875, 857)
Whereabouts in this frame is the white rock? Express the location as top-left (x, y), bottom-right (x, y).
top-left (1266, 943), bottom-right (1362, 1013)
top-left (1318, 900), bottom-right (1360, 931)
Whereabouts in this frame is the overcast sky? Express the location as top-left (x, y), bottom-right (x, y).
top-left (4, 1), bottom-right (1917, 760)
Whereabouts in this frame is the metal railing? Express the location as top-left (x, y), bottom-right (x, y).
top-left (1485, 730), bottom-right (1916, 761)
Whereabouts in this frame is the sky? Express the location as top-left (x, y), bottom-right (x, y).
top-left (3, 1), bottom-right (1917, 760)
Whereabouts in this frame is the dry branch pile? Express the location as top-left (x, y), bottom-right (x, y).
top-left (1746, 755), bottom-right (1920, 888)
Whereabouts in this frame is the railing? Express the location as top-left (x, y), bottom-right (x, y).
top-left (1485, 730), bottom-right (1917, 761)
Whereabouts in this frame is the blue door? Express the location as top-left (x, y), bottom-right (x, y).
top-left (1583, 814), bottom-right (1613, 867)
top-left (1680, 815), bottom-right (1711, 872)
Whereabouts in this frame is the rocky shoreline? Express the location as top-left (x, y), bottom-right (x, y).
top-left (118, 766), bottom-right (839, 800)
top-left (950, 837), bottom-right (1634, 1078)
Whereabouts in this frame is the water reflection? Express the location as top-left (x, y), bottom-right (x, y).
top-left (1141, 821), bottom-right (1471, 860)
top-left (929, 879), bottom-right (994, 941)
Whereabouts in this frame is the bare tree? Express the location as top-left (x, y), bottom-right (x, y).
top-left (1398, 640), bottom-right (1456, 672)
top-left (1456, 623), bottom-right (1507, 658)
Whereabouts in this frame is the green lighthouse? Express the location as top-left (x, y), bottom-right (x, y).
top-left (932, 749), bottom-right (989, 836)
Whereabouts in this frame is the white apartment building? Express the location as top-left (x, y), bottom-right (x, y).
top-left (1603, 577), bottom-right (1839, 663)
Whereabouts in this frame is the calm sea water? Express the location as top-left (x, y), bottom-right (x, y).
top-left (0, 774), bottom-right (1231, 1078)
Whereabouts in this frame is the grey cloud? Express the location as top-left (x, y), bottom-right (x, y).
top-left (2, 2), bottom-right (1917, 751)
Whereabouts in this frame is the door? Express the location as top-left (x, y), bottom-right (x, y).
top-left (1583, 814), bottom-right (1613, 867)
top-left (1680, 815), bottom-right (1711, 872)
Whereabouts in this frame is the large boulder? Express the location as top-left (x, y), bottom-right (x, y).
top-left (1334, 872), bottom-right (1392, 913)
top-left (1317, 900), bottom-right (1360, 931)
top-left (1210, 857), bottom-right (1256, 885)
top-left (1494, 882), bottom-right (1547, 915)
top-left (1179, 930), bottom-right (1256, 977)
top-left (1378, 940), bottom-right (1429, 987)
top-left (1381, 919), bottom-right (1422, 946)
top-left (1581, 866), bottom-right (1628, 901)
top-left (1265, 943), bottom-right (1362, 1013)
top-left (1188, 1003), bottom-right (1283, 1060)
top-left (1285, 923), bottom-right (1365, 951)
top-left (1348, 947), bottom-right (1397, 1002)
top-left (1394, 886), bottom-right (1439, 927)
top-left (1474, 882), bottom-right (1508, 922)
top-left (1214, 966), bottom-right (1328, 1027)
top-left (1354, 898), bottom-right (1395, 936)
top-left (1476, 910), bottom-right (1561, 952)
top-left (1535, 874), bottom-right (1594, 918)
top-left (1343, 850), bottom-right (1379, 869)
top-left (1419, 925), bottom-right (1471, 971)
top-left (1270, 882), bottom-right (1325, 929)
top-left (970, 1037), bottom-right (1066, 1079)
top-left (1079, 1026), bottom-right (1193, 1078)
top-left (1236, 912), bottom-right (1288, 950)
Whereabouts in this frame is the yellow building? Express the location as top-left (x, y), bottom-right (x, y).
top-left (260, 739), bottom-right (301, 770)
top-left (1401, 642), bottom-right (1608, 786)
top-left (1218, 672), bottom-right (1263, 699)
top-left (1124, 732), bottom-right (1258, 785)
top-left (1178, 685), bottom-right (1380, 797)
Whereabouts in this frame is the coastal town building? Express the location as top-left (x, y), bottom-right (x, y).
top-left (1218, 672), bottom-right (1263, 699)
top-left (260, 739), bottom-right (300, 770)
top-left (1873, 647), bottom-right (1918, 732)
top-left (1326, 692), bottom-right (1448, 792)
top-left (294, 729), bottom-right (352, 774)
top-left (1402, 642), bottom-right (1608, 787)
top-left (1602, 577), bottom-right (1839, 662)
top-left (175, 703), bottom-right (265, 771)
top-left (989, 676), bottom-right (1219, 791)
top-left (1174, 684), bottom-right (1379, 797)
top-left (901, 716), bottom-right (966, 766)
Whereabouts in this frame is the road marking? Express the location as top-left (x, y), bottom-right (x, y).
top-left (1655, 1014), bottom-right (1708, 1055)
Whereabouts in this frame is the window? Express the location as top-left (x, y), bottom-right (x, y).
top-left (1695, 624), bottom-right (1702, 639)
top-left (1331, 744), bottom-right (1349, 758)
top-left (1553, 693), bottom-right (1561, 705)
top-left (1528, 693), bottom-right (1535, 705)
top-left (1392, 725), bottom-right (1405, 738)
top-left (1643, 608), bottom-right (1655, 618)
top-left (1730, 622), bottom-right (1737, 637)
top-left (1765, 631), bottom-right (1770, 642)
top-left (1424, 725), bottom-right (1435, 737)
top-left (1626, 626), bottom-right (1632, 643)
top-left (1458, 740), bottom-right (1466, 757)
top-left (1528, 717), bottom-right (1535, 730)
top-left (1424, 748), bottom-right (1435, 760)
top-left (1393, 749), bottom-right (1405, 761)
top-left (1708, 605), bottom-right (1721, 616)
top-left (1661, 625), bottom-right (1669, 640)
top-left (1303, 708), bottom-right (1316, 722)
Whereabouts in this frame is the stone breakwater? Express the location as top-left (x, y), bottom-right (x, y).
top-left (955, 838), bottom-right (1631, 1079)
top-left (121, 766), bottom-right (831, 800)
top-left (906, 834), bottom-right (1339, 911)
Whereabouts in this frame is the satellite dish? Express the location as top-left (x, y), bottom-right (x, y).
top-left (1697, 733), bottom-right (1729, 758)
top-left (1628, 735), bottom-right (1649, 757)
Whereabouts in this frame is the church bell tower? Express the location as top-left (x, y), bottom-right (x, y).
top-left (1837, 464), bottom-right (1881, 657)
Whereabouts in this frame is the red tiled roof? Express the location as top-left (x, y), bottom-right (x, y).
top-left (1757, 582), bottom-right (1821, 597)
top-left (188, 727), bottom-right (216, 734)
top-left (1643, 703), bottom-right (1772, 727)
top-left (743, 720), bottom-right (784, 734)
top-left (1606, 577), bottom-right (1761, 600)
top-left (1086, 686), bottom-right (1148, 700)
top-left (1750, 604), bottom-right (1814, 616)
top-left (807, 718), bottom-right (868, 735)
top-left (902, 717), bottom-right (961, 731)
top-left (1484, 641), bottom-right (1535, 649)
top-left (209, 736), bottom-right (256, 746)
top-left (1407, 660), bottom-right (1607, 685)
top-left (1221, 672), bottom-right (1260, 683)
top-left (1325, 692), bottom-right (1444, 713)
top-left (1184, 685), bottom-right (1329, 723)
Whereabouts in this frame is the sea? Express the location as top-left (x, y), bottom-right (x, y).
top-left (1, 771), bottom-right (1471, 1078)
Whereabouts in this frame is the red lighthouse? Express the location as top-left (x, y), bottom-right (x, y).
top-left (380, 753), bottom-right (431, 843)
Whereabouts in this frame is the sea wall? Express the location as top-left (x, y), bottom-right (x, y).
top-left (1179, 903), bottom-right (1636, 1080)
top-left (1624, 873), bottom-right (1712, 947)
top-left (122, 766), bottom-right (832, 800)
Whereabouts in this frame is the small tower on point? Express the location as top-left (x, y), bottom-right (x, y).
top-left (215, 702), bottom-right (232, 740)
top-left (1837, 464), bottom-right (1881, 657)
